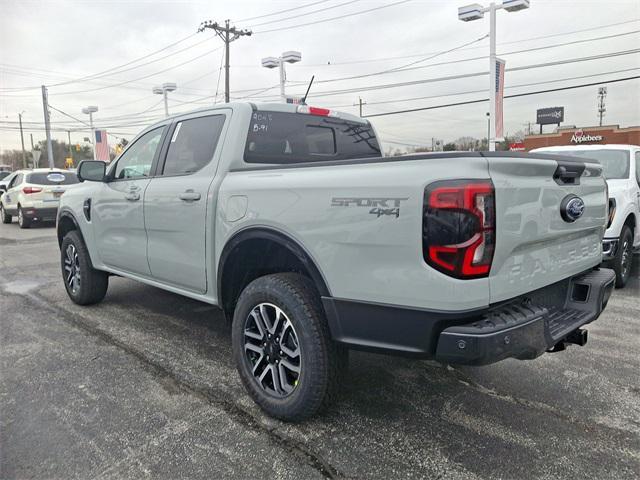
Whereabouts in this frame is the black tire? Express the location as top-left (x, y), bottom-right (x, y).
top-left (61, 230), bottom-right (109, 305)
top-left (0, 204), bottom-right (11, 224)
top-left (17, 206), bottom-right (30, 229)
top-left (613, 225), bottom-right (633, 288)
top-left (232, 273), bottom-right (345, 421)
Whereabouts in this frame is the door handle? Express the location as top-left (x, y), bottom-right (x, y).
top-left (179, 190), bottom-right (201, 202)
top-left (124, 192), bottom-right (140, 201)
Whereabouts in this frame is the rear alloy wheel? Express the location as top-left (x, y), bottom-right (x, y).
top-left (244, 303), bottom-right (302, 397)
top-left (17, 207), bottom-right (30, 229)
top-left (60, 230), bottom-right (109, 305)
top-left (0, 204), bottom-right (11, 224)
top-left (613, 225), bottom-right (633, 288)
top-left (232, 273), bottom-right (345, 421)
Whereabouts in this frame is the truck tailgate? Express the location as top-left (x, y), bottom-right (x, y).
top-left (486, 154), bottom-right (607, 303)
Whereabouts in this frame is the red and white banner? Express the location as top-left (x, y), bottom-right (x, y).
top-left (495, 58), bottom-right (506, 141)
top-left (95, 129), bottom-right (110, 161)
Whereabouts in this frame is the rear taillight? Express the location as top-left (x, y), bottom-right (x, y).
top-left (423, 179), bottom-right (495, 279)
top-left (23, 186), bottom-right (43, 194)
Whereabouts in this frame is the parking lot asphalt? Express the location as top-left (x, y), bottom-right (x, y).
top-left (1, 220), bottom-right (638, 480)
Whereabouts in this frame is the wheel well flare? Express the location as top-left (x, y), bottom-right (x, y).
top-left (218, 230), bottom-right (329, 319)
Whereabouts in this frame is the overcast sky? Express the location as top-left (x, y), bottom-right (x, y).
top-left (1, 0), bottom-right (639, 153)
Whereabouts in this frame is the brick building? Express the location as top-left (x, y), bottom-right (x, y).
top-left (523, 125), bottom-right (640, 151)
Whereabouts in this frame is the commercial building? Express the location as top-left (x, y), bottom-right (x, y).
top-left (523, 124), bottom-right (640, 151)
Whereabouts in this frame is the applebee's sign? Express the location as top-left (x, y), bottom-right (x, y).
top-left (571, 129), bottom-right (603, 144)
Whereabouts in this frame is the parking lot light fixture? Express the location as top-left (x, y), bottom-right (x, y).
top-left (261, 51), bottom-right (302, 102)
top-left (458, 1), bottom-right (530, 151)
top-left (81, 106), bottom-right (99, 160)
top-left (153, 82), bottom-right (177, 117)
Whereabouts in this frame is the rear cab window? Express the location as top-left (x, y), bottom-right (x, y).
top-left (244, 111), bottom-right (380, 164)
top-left (27, 172), bottom-right (78, 185)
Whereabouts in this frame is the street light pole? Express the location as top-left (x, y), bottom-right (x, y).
top-left (262, 51), bottom-right (302, 102)
top-left (153, 83), bottom-right (177, 117)
top-left (82, 106), bottom-right (99, 160)
top-left (458, 0), bottom-right (530, 151)
top-left (489, 3), bottom-right (497, 152)
top-left (18, 111), bottom-right (27, 168)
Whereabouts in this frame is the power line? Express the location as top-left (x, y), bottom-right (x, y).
top-left (328, 67), bottom-right (640, 108)
top-left (250, 48), bottom-right (640, 99)
top-left (47, 104), bottom-right (126, 141)
top-left (41, 46), bottom-right (223, 96)
top-left (248, 0), bottom-right (362, 28)
top-left (363, 75), bottom-right (640, 118)
top-left (236, 0), bottom-right (332, 22)
top-left (253, 0), bottom-right (413, 34)
top-left (0, 32), bottom-right (200, 92)
top-left (287, 18), bottom-right (640, 67)
top-left (286, 29), bottom-right (639, 86)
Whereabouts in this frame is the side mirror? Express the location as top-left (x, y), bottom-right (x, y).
top-left (0, 185), bottom-right (6, 193)
top-left (77, 160), bottom-right (106, 182)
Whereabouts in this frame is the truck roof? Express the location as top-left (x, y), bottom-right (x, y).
top-left (146, 101), bottom-right (367, 131)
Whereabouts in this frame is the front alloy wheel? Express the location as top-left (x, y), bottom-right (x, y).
top-left (64, 243), bottom-right (81, 294)
top-left (244, 303), bottom-right (301, 397)
top-left (60, 230), bottom-right (109, 305)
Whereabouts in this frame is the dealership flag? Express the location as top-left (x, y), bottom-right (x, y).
top-left (95, 129), bottom-right (110, 161)
top-left (495, 57), bottom-right (506, 141)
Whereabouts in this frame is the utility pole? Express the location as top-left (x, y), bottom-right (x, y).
top-left (597, 86), bottom-right (607, 126)
top-left (18, 111), bottom-right (26, 168)
top-left (41, 85), bottom-right (54, 168)
top-left (199, 19), bottom-right (252, 103)
top-left (353, 97), bottom-right (367, 117)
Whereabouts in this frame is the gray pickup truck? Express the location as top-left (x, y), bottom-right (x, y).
top-left (57, 102), bottom-right (615, 420)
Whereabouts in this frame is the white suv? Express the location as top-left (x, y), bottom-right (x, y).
top-left (0, 168), bottom-right (79, 228)
top-left (532, 144), bottom-right (640, 287)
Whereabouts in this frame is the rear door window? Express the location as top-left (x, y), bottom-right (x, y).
top-left (27, 172), bottom-right (78, 185)
top-left (162, 115), bottom-right (225, 175)
top-left (244, 111), bottom-right (380, 164)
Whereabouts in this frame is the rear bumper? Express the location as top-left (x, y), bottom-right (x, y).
top-left (322, 268), bottom-right (615, 365)
top-left (21, 206), bottom-right (58, 222)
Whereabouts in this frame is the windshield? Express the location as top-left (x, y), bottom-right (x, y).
top-left (0, 171), bottom-right (10, 180)
top-left (543, 149), bottom-right (630, 180)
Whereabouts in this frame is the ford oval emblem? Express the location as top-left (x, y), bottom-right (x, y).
top-left (561, 195), bottom-right (585, 223)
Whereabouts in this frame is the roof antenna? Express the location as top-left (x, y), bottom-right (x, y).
top-left (301, 75), bottom-right (315, 105)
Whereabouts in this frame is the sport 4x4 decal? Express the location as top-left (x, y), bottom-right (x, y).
top-left (331, 197), bottom-right (409, 218)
